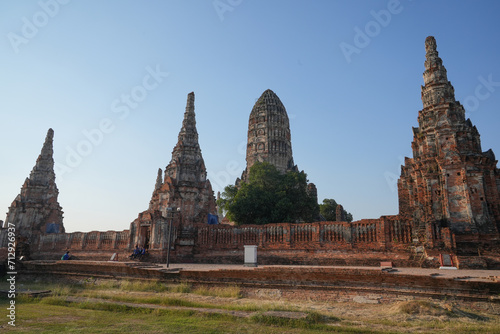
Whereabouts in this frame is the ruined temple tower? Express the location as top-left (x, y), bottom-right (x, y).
top-left (398, 36), bottom-right (500, 243)
top-left (240, 89), bottom-right (298, 182)
top-left (233, 89), bottom-right (319, 221)
top-left (130, 92), bottom-right (216, 252)
top-left (160, 91), bottom-right (217, 223)
top-left (3, 129), bottom-right (65, 239)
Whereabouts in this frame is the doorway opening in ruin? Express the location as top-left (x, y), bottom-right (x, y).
top-left (140, 225), bottom-right (151, 250)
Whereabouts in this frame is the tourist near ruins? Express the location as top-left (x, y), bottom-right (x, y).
top-left (1, 36), bottom-right (499, 272)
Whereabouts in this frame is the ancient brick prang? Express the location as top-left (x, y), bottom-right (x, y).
top-left (129, 92), bottom-right (217, 255)
top-left (3, 129), bottom-right (65, 239)
top-left (240, 89), bottom-right (297, 182)
top-left (398, 36), bottom-right (500, 244)
top-left (160, 92), bottom-right (216, 226)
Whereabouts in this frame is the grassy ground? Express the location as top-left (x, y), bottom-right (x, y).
top-left (0, 277), bottom-right (499, 333)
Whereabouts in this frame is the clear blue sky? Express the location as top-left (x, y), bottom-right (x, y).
top-left (1, 1), bottom-right (499, 232)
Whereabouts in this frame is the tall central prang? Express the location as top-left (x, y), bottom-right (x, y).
top-left (398, 36), bottom-right (500, 244)
top-left (240, 89), bottom-right (297, 182)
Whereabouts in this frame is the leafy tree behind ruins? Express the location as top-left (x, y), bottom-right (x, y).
top-left (320, 199), bottom-right (353, 223)
top-left (218, 162), bottom-right (319, 225)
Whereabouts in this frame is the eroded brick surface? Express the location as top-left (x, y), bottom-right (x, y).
top-left (128, 92), bottom-right (217, 260)
top-left (2, 129), bottom-right (65, 239)
top-left (398, 36), bottom-right (500, 249)
top-left (239, 89), bottom-right (297, 183)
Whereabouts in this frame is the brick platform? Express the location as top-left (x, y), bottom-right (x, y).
top-left (18, 261), bottom-right (500, 303)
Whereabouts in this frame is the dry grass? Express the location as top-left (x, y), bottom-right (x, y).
top-left (192, 285), bottom-right (242, 298)
top-left (4, 277), bottom-right (500, 333)
top-left (392, 300), bottom-right (453, 316)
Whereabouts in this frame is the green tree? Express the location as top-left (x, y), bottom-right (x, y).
top-left (319, 198), bottom-right (338, 221)
top-left (217, 162), bottom-right (319, 225)
top-left (319, 198), bottom-right (353, 222)
top-left (217, 184), bottom-right (238, 222)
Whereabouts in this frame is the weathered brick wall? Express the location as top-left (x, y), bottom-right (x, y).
top-left (8, 215), bottom-right (494, 267)
top-left (187, 216), bottom-right (427, 266)
top-left (195, 216), bottom-right (411, 253)
top-left (27, 230), bottom-right (130, 260)
top-left (0, 216), bottom-right (423, 264)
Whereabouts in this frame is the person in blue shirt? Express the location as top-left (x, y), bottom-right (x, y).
top-left (131, 245), bottom-right (140, 259)
top-left (61, 251), bottom-right (70, 260)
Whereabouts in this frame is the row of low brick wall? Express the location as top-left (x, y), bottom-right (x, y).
top-left (22, 244), bottom-right (424, 267)
top-left (196, 216), bottom-right (417, 252)
top-left (193, 216), bottom-right (423, 267)
top-left (35, 230), bottom-right (131, 252)
top-left (0, 229), bottom-right (131, 255)
top-left (0, 229), bottom-right (132, 262)
top-left (0, 216), bottom-right (460, 265)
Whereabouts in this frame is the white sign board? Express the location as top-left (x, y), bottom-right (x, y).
top-left (244, 245), bottom-right (258, 267)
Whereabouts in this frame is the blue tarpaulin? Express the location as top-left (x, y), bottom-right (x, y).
top-left (207, 214), bottom-right (219, 225)
top-left (46, 223), bottom-right (60, 233)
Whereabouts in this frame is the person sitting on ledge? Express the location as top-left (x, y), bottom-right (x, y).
top-left (61, 251), bottom-right (70, 260)
top-left (130, 245), bottom-right (141, 259)
top-left (136, 246), bottom-right (145, 260)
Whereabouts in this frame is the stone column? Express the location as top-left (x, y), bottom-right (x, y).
top-left (97, 232), bottom-right (103, 249)
top-left (112, 232), bottom-right (118, 249)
